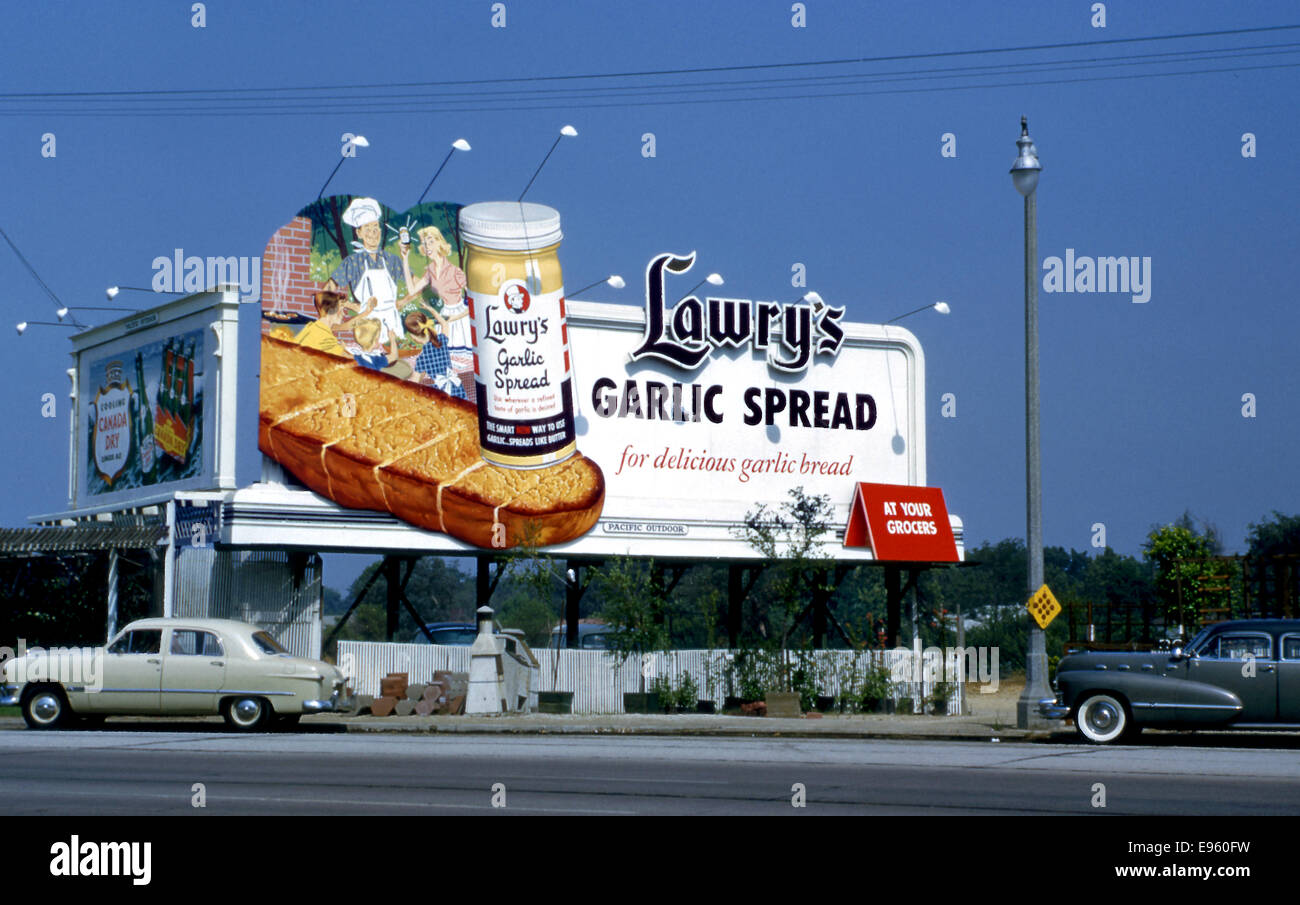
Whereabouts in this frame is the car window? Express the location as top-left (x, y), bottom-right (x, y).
top-left (583, 634), bottom-right (608, 649)
top-left (252, 631), bottom-right (287, 654)
top-left (1281, 636), bottom-right (1300, 660)
top-left (1212, 634), bottom-right (1271, 660)
top-left (107, 629), bottom-right (162, 655)
top-left (1185, 627), bottom-right (1214, 656)
top-left (413, 628), bottom-right (478, 645)
top-left (170, 630), bottom-right (224, 657)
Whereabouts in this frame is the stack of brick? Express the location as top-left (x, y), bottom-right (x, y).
top-left (356, 671), bottom-right (469, 717)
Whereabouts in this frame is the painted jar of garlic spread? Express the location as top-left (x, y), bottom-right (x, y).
top-left (459, 201), bottom-right (575, 468)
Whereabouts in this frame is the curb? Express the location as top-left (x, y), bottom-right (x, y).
top-left (0, 713), bottom-right (1071, 742)
top-left (314, 713), bottom-right (1063, 742)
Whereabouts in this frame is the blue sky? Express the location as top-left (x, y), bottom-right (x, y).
top-left (2, 0), bottom-right (1297, 592)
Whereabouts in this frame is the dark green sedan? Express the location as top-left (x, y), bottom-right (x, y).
top-left (1040, 619), bottom-right (1300, 743)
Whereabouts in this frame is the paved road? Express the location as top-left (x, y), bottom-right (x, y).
top-left (3, 729), bottom-right (1299, 815)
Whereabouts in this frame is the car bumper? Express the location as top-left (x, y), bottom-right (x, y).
top-left (301, 688), bottom-right (352, 714)
top-left (1038, 696), bottom-right (1070, 720)
top-left (0, 685), bottom-right (18, 707)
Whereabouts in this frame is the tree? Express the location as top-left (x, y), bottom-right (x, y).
top-left (737, 486), bottom-right (835, 692)
top-left (1144, 521), bottom-right (1221, 631)
top-left (593, 557), bottom-right (668, 693)
top-left (1245, 511), bottom-right (1300, 558)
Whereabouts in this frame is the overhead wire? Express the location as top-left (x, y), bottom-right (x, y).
top-left (0, 226), bottom-right (84, 328)
top-left (0, 24), bottom-right (1295, 117)
top-left (0, 21), bottom-right (1296, 100)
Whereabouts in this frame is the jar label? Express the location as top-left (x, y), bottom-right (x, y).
top-left (469, 279), bottom-right (575, 466)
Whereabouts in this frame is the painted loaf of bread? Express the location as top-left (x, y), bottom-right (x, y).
top-left (258, 336), bottom-right (605, 548)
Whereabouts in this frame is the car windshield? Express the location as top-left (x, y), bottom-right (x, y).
top-left (1185, 626), bottom-right (1214, 655)
top-left (252, 631), bottom-right (288, 654)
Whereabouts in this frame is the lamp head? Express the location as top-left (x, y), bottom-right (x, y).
top-left (803, 291), bottom-right (823, 306)
top-left (452, 138), bottom-right (471, 152)
top-left (15, 322), bottom-right (27, 335)
top-left (560, 125), bottom-right (578, 137)
top-left (56, 307), bottom-right (68, 320)
top-left (706, 273), bottom-right (724, 286)
top-left (607, 275), bottom-right (626, 289)
top-left (106, 286), bottom-right (120, 301)
top-left (1010, 116), bottom-right (1042, 197)
top-left (349, 135), bottom-right (370, 149)
top-left (934, 301), bottom-right (951, 315)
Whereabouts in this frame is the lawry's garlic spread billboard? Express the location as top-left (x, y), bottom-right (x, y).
top-left (258, 196), bottom-right (927, 556)
top-left (568, 251), bottom-right (925, 552)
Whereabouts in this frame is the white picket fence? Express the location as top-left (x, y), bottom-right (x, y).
top-left (338, 641), bottom-right (966, 715)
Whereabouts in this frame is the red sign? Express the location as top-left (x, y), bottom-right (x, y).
top-left (844, 482), bottom-right (958, 562)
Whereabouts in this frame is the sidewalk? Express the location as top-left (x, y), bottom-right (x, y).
top-left (304, 709), bottom-right (1066, 740)
top-left (2, 679), bottom-right (1075, 739)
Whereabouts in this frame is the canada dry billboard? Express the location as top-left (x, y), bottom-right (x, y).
top-left (259, 195), bottom-right (929, 556)
top-left (84, 329), bottom-right (205, 498)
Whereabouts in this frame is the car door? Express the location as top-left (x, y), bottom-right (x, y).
top-left (1187, 631), bottom-right (1277, 722)
top-left (161, 629), bottom-right (227, 713)
top-left (1277, 633), bottom-right (1300, 723)
top-left (89, 628), bottom-right (163, 713)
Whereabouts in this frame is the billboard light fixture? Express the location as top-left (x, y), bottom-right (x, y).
top-left (678, 272), bottom-right (723, 304)
top-left (318, 133), bottom-right (370, 200)
top-left (16, 320), bottom-right (79, 335)
top-left (570, 274), bottom-right (626, 296)
top-left (519, 125), bottom-right (578, 202)
top-left (884, 301), bottom-right (951, 324)
top-left (416, 137), bottom-right (472, 205)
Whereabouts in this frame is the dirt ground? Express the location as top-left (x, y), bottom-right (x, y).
top-left (962, 672), bottom-right (1027, 726)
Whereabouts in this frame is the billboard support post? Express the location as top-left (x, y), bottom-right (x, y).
top-left (476, 555), bottom-right (502, 606)
top-left (884, 566), bottom-right (902, 647)
top-left (162, 500), bottom-right (175, 618)
top-left (564, 562), bottom-right (584, 648)
top-left (105, 548), bottom-right (119, 642)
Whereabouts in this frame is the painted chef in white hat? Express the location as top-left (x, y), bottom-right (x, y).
top-left (326, 196), bottom-right (406, 344)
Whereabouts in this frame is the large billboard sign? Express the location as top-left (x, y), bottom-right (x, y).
top-left (566, 262), bottom-right (924, 557)
top-left (62, 290), bottom-right (240, 516)
top-left (256, 196), bottom-right (940, 559)
top-left (85, 328), bottom-right (205, 497)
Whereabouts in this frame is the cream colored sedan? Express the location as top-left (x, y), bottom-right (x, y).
top-left (0, 618), bottom-right (349, 731)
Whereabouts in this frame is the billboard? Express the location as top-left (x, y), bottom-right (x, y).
top-left (257, 197), bottom-right (939, 558)
top-left (567, 256), bottom-right (924, 555)
top-left (84, 329), bottom-right (204, 497)
top-left (60, 290), bottom-right (240, 517)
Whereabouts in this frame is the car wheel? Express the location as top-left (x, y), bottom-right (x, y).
top-left (222, 696), bottom-right (270, 732)
top-left (21, 686), bottom-right (69, 730)
top-left (1075, 693), bottom-right (1130, 744)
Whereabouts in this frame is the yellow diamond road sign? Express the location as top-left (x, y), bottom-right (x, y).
top-left (1027, 584), bottom-right (1061, 629)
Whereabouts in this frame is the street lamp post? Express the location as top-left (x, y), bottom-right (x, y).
top-left (1011, 116), bottom-right (1051, 729)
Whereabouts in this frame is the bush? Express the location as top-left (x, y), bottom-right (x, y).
top-left (726, 648), bottom-right (778, 701)
top-left (649, 671), bottom-right (700, 712)
top-left (859, 662), bottom-right (893, 709)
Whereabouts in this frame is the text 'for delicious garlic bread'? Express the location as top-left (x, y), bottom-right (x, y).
top-left (258, 336), bottom-right (604, 548)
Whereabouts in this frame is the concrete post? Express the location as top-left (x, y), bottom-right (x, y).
top-left (1016, 152), bottom-right (1054, 730)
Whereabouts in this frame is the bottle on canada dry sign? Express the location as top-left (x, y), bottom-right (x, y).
top-left (133, 352), bottom-right (157, 484)
top-left (460, 201), bottom-right (576, 469)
